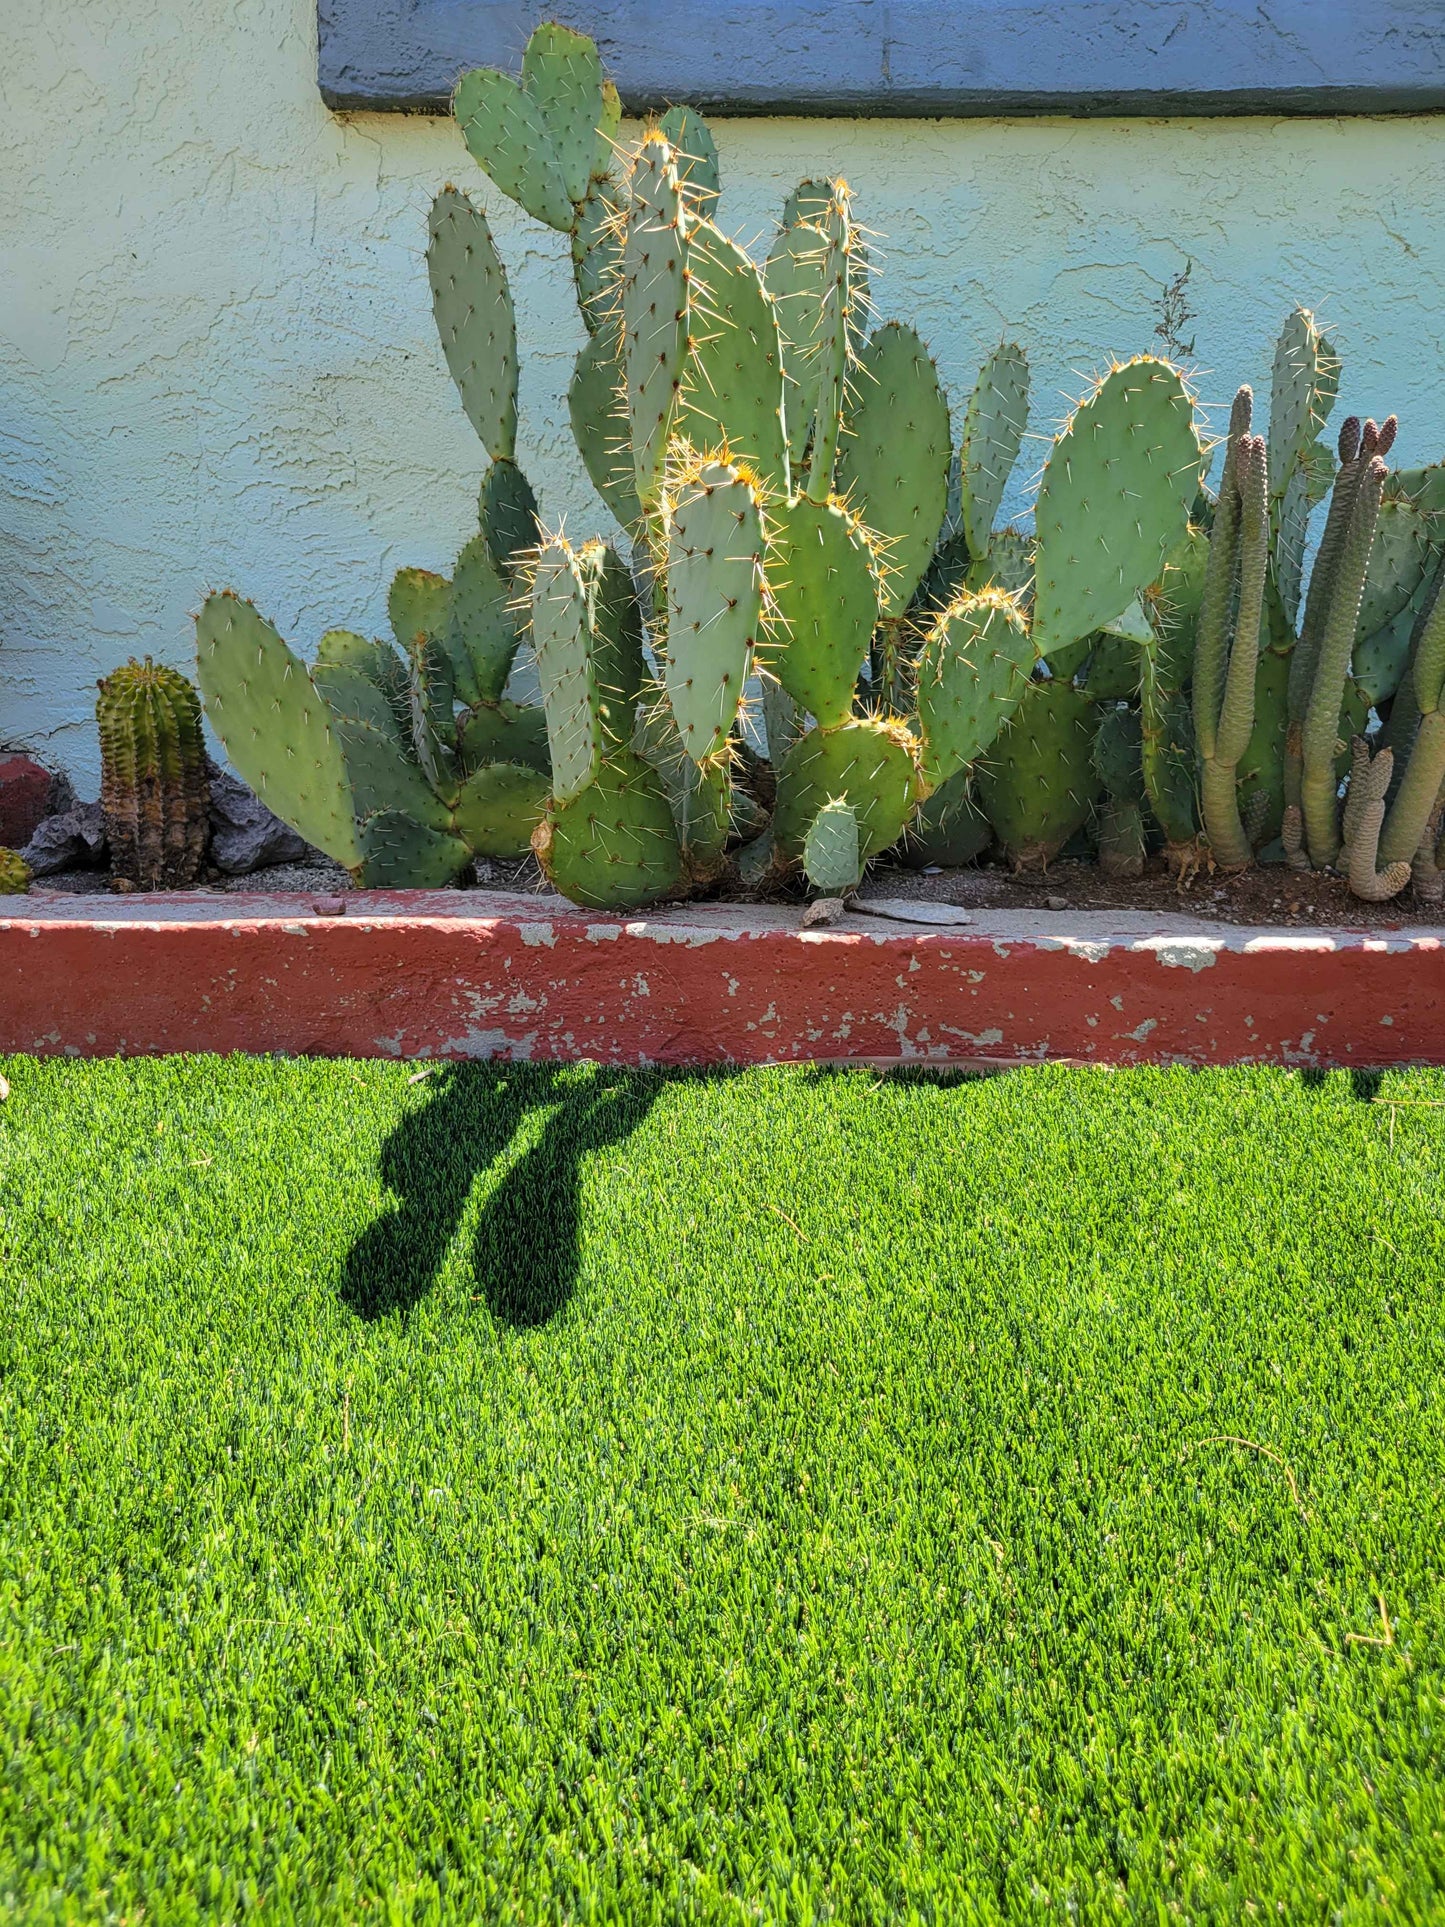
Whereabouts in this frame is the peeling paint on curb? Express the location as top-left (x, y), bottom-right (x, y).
top-left (3, 890), bottom-right (1445, 1067)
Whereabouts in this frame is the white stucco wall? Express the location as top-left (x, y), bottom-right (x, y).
top-left (3, 0), bottom-right (1443, 790)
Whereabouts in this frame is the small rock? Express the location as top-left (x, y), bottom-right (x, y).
top-left (313, 896), bottom-right (347, 917)
top-left (22, 801), bottom-right (107, 877)
top-left (1045, 895), bottom-right (1067, 911)
top-left (206, 766), bottom-right (311, 875)
top-left (801, 896), bottom-right (847, 928)
top-left (851, 897), bottom-right (974, 928)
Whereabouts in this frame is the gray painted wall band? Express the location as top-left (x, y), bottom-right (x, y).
top-left (318, 0), bottom-right (1445, 117)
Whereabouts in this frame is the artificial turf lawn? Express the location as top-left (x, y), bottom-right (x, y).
top-left (1, 1057), bottom-right (1443, 1922)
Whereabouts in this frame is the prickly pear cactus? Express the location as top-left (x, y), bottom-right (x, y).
top-left (658, 104), bottom-right (720, 223)
top-left (664, 459), bottom-right (765, 763)
top-left (452, 23), bottom-right (603, 231)
top-left (803, 798), bottom-right (862, 894)
top-left (1032, 358), bottom-right (1202, 658)
top-left (532, 748), bottom-right (682, 909)
top-left (977, 679), bottom-right (1103, 869)
top-left (957, 342), bottom-right (1029, 556)
top-left (765, 493), bottom-right (879, 729)
top-left (903, 772), bottom-right (993, 869)
top-left (835, 323), bottom-right (951, 619)
top-left (0, 848), bottom-right (32, 895)
top-left (428, 188), bottom-right (518, 463)
top-left (531, 537), bottom-right (607, 803)
top-left (772, 718), bottom-right (923, 870)
top-left (677, 223), bottom-right (789, 495)
top-left (914, 588), bottom-right (1035, 790)
top-left (570, 326), bottom-right (643, 528)
top-left (96, 658), bottom-right (211, 891)
top-left (621, 135), bottom-right (690, 512)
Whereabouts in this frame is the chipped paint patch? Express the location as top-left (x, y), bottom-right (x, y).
top-left (518, 923), bottom-right (556, 948)
top-left (1145, 938), bottom-right (1221, 973)
top-left (586, 923), bottom-right (622, 943)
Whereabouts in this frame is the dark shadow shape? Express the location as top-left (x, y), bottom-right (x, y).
top-left (339, 1064), bottom-right (661, 1327)
top-left (1298, 1066), bottom-right (1385, 1102)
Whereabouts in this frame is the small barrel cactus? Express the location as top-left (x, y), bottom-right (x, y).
top-left (0, 848), bottom-right (32, 894)
top-left (97, 659), bottom-right (210, 890)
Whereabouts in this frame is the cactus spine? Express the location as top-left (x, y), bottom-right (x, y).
top-left (97, 660), bottom-right (210, 890)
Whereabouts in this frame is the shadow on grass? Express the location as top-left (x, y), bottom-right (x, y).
top-left (1298, 1067), bottom-right (1385, 1103)
top-left (339, 1065), bottom-right (661, 1327)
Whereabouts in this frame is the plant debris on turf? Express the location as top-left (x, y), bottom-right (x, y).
top-left (2, 1056), bottom-right (1444, 1920)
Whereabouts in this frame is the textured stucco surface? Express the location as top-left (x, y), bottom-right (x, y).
top-left (3, 0), bottom-right (1444, 791)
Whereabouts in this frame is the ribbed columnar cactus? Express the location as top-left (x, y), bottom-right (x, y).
top-left (97, 660), bottom-right (210, 890)
top-left (1194, 391), bottom-right (1270, 870)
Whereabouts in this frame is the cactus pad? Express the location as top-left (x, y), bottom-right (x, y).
top-left (764, 218), bottom-right (830, 468)
top-left (520, 22), bottom-right (605, 207)
top-left (453, 26), bottom-right (597, 233)
top-left (572, 178), bottom-right (623, 334)
top-left (570, 326), bottom-right (643, 529)
top-left (677, 222), bottom-right (789, 495)
top-left (977, 679), bottom-right (1103, 868)
top-left (765, 493), bottom-right (879, 729)
top-left (1355, 498), bottom-right (1430, 644)
top-left (531, 537), bottom-right (606, 804)
top-left (586, 542), bottom-right (648, 724)
top-left (1033, 357), bottom-right (1202, 657)
top-left (803, 799), bottom-right (862, 894)
top-left (665, 459), bottom-right (765, 763)
top-left (836, 323), bottom-right (951, 618)
top-left (532, 748), bottom-right (682, 910)
top-left (621, 135), bottom-right (689, 511)
top-left (427, 188), bottom-right (518, 463)
top-left (449, 533), bottom-right (524, 707)
top-left (914, 589), bottom-right (1035, 790)
top-left (456, 698), bottom-right (551, 776)
top-left (772, 718), bottom-right (922, 865)
top-left (451, 761), bottom-right (550, 859)
top-left (957, 342), bottom-right (1029, 555)
top-left (903, 772), bottom-right (993, 869)
top-left (478, 459), bottom-right (540, 578)
top-left (357, 810), bottom-right (472, 888)
top-left (196, 593), bottom-right (361, 869)
top-left (658, 105), bottom-right (720, 223)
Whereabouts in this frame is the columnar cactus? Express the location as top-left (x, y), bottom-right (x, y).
top-left (97, 659), bottom-right (210, 890)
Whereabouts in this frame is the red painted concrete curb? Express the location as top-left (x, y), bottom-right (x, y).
top-left (3, 890), bottom-right (1442, 1067)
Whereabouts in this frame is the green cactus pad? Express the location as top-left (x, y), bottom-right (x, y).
top-left (0, 848), bottom-right (31, 895)
top-left (765, 493), bottom-right (879, 729)
top-left (520, 22), bottom-right (605, 207)
top-left (1353, 585), bottom-right (1424, 709)
top-left (782, 180), bottom-right (834, 228)
top-left (622, 135), bottom-right (689, 511)
top-left (570, 326), bottom-right (643, 529)
top-left (592, 79), bottom-right (621, 181)
top-left (764, 219), bottom-right (830, 468)
top-left (389, 569), bottom-right (452, 659)
top-left (571, 178), bottom-right (623, 334)
top-left (314, 659), bottom-right (450, 832)
top-left (456, 699), bottom-right (551, 776)
top-left (957, 342), bottom-right (1030, 556)
top-left (658, 105), bottom-right (720, 223)
top-left (915, 588), bottom-right (1035, 789)
top-left (772, 718), bottom-right (923, 865)
top-left (912, 527), bottom-right (972, 621)
top-left (196, 593), bottom-right (362, 870)
top-left (453, 59), bottom-right (574, 233)
top-left (531, 538), bottom-right (605, 804)
top-left (449, 533), bottom-right (523, 707)
top-left (1355, 498), bottom-right (1430, 644)
top-left (836, 323), bottom-right (951, 618)
top-left (1032, 357), bottom-right (1202, 658)
top-left (356, 810), bottom-right (472, 889)
top-left (479, 459), bottom-right (540, 578)
top-left (677, 221), bottom-right (789, 496)
top-left (977, 679), bottom-right (1103, 868)
top-left (803, 799), bottom-right (862, 894)
top-left (665, 460), bottom-right (765, 763)
top-left (427, 187), bottom-right (518, 464)
top-left (903, 771), bottom-right (993, 869)
top-left (533, 747), bottom-right (682, 910)
top-left (314, 628), bottom-right (410, 731)
top-left (966, 526), bottom-right (1035, 611)
top-left (1092, 705), bottom-right (1145, 802)
top-left (450, 761), bottom-right (550, 859)
top-left (1078, 634), bottom-right (1141, 702)
top-left (586, 542), bottom-right (648, 721)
